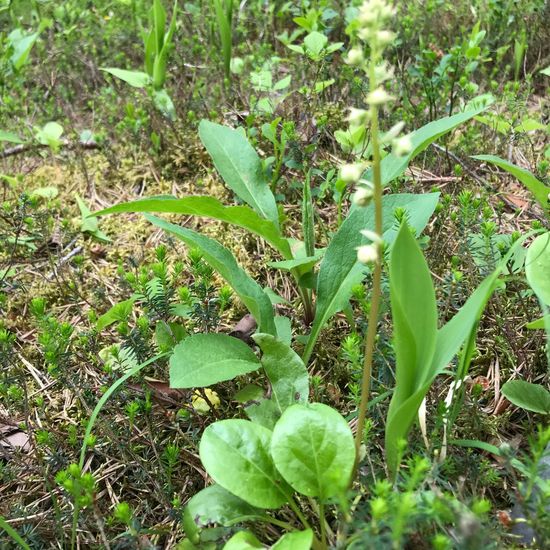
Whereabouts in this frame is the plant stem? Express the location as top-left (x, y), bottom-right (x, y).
top-left (287, 495), bottom-right (311, 530)
top-left (71, 504), bottom-right (79, 550)
top-left (319, 502), bottom-right (327, 548)
top-left (353, 53), bottom-right (384, 474)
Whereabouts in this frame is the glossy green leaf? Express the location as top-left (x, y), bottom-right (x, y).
top-left (303, 193), bottom-right (439, 363)
top-left (223, 531), bottom-right (263, 549)
top-left (184, 484), bottom-right (267, 535)
top-left (385, 230), bottom-right (528, 476)
top-left (526, 233), bottom-right (550, 306)
top-left (387, 223), bottom-right (437, 427)
top-left (245, 334), bottom-right (309, 429)
top-left (199, 120), bottom-right (279, 226)
top-left (366, 99), bottom-right (493, 185)
top-left (170, 333), bottom-right (259, 388)
top-left (95, 195), bottom-right (291, 258)
top-left (272, 530), bottom-right (313, 550)
top-left (385, 224), bottom-right (437, 477)
top-left (472, 155), bottom-right (549, 211)
top-left (199, 419), bottom-right (290, 508)
top-left (271, 403), bottom-right (354, 499)
top-left (145, 214), bottom-right (276, 335)
top-left (501, 380), bottom-right (550, 414)
top-left (526, 232), bottom-right (550, 340)
top-left (100, 68), bottom-right (151, 88)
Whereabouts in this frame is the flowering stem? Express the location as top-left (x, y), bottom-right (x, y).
top-left (353, 54), bottom-right (384, 474)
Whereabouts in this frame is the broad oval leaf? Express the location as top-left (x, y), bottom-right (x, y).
top-left (100, 68), bottom-right (151, 88)
top-left (271, 403), bottom-right (355, 499)
top-left (303, 193), bottom-right (439, 363)
top-left (145, 214), bottom-right (276, 335)
top-left (245, 334), bottom-right (309, 429)
top-left (501, 380), bottom-right (550, 414)
top-left (170, 333), bottom-right (260, 388)
top-left (199, 120), bottom-right (279, 226)
top-left (95, 195), bottom-right (292, 259)
top-left (199, 419), bottom-right (290, 509)
top-left (472, 155), bottom-right (549, 211)
top-left (272, 530), bottom-right (313, 550)
top-left (184, 484), bottom-right (267, 536)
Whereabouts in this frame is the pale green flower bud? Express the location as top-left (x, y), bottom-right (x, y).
top-left (357, 244), bottom-right (379, 264)
top-left (367, 87), bottom-right (394, 105)
top-left (376, 30), bottom-right (395, 45)
top-left (346, 47), bottom-right (364, 66)
top-left (353, 187), bottom-right (374, 207)
top-left (340, 163), bottom-right (364, 183)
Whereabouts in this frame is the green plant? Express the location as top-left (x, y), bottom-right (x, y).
top-left (101, 0), bottom-right (177, 119)
top-left (96, 98), bottom-right (489, 362)
top-left (212, 0), bottom-right (234, 83)
top-left (501, 380), bottom-right (550, 415)
top-left (182, 334), bottom-right (353, 549)
top-left (56, 464), bottom-right (97, 550)
top-left (385, 223), bottom-right (531, 477)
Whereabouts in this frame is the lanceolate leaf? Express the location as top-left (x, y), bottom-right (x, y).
top-left (245, 334), bottom-right (309, 429)
top-left (145, 214), bottom-right (276, 335)
top-left (365, 99), bottom-right (493, 185)
top-left (199, 419), bottom-right (291, 509)
top-left (169, 333), bottom-right (260, 388)
top-left (199, 120), bottom-right (279, 226)
top-left (95, 195), bottom-right (292, 258)
top-left (385, 228), bottom-right (531, 477)
top-left (100, 68), bottom-right (151, 88)
top-left (387, 224), bottom-right (437, 426)
top-left (525, 232), bottom-right (550, 306)
top-left (472, 155), bottom-right (549, 211)
top-left (303, 193), bottom-right (439, 363)
top-left (271, 403), bottom-right (355, 500)
top-left (525, 232), bottom-right (550, 342)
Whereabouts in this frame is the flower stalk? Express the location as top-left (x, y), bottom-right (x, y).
top-left (337, 0), bottom-right (407, 477)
